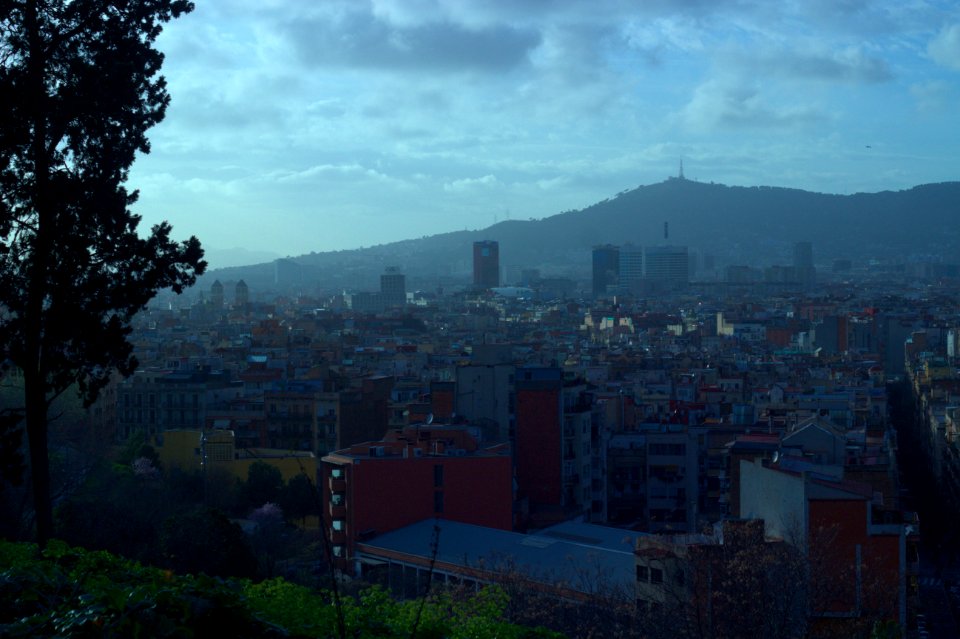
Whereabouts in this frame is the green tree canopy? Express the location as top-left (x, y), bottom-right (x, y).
top-left (242, 461), bottom-right (284, 511)
top-left (280, 473), bottom-right (319, 524)
top-left (0, 0), bottom-right (204, 546)
top-left (159, 506), bottom-right (258, 579)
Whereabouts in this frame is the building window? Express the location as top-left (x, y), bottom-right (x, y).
top-left (675, 569), bottom-right (685, 587)
top-left (332, 519), bottom-right (344, 531)
top-left (332, 545), bottom-right (344, 558)
top-left (434, 464), bottom-right (444, 488)
top-left (651, 568), bottom-right (663, 585)
top-left (434, 490), bottom-right (444, 513)
top-left (636, 565), bottom-right (649, 582)
top-left (330, 467), bottom-right (343, 479)
top-left (331, 493), bottom-right (344, 506)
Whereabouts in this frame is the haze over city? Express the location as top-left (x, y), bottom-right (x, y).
top-left (127, 0), bottom-right (960, 266)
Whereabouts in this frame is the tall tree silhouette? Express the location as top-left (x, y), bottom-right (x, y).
top-left (0, 0), bottom-right (204, 546)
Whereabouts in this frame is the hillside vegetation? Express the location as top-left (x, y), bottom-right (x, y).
top-left (0, 540), bottom-right (558, 638)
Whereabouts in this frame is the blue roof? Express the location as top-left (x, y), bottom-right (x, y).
top-left (357, 519), bottom-right (641, 594)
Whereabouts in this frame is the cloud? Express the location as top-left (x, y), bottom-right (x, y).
top-left (777, 47), bottom-right (892, 83)
top-left (275, 163), bottom-right (409, 189)
top-left (443, 174), bottom-right (500, 192)
top-left (536, 176), bottom-right (569, 190)
top-left (910, 80), bottom-right (952, 113)
top-left (679, 79), bottom-right (827, 130)
top-left (283, 10), bottom-right (540, 73)
top-left (130, 0), bottom-right (960, 256)
top-left (929, 23), bottom-right (960, 71)
top-left (306, 99), bottom-right (347, 119)
top-left (724, 44), bottom-right (894, 84)
top-left (624, 15), bottom-right (707, 56)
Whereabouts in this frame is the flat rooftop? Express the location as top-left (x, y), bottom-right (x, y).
top-left (357, 519), bottom-right (642, 594)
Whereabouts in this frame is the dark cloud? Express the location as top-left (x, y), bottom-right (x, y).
top-left (717, 103), bottom-right (826, 128)
top-left (774, 50), bottom-right (893, 83)
top-left (730, 47), bottom-right (893, 84)
top-left (284, 12), bottom-right (540, 73)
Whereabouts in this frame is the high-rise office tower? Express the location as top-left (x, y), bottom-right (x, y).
top-left (592, 244), bottom-right (620, 298)
top-left (380, 266), bottom-right (406, 307)
top-left (473, 241), bottom-right (500, 289)
top-left (619, 244), bottom-right (643, 293)
top-left (645, 245), bottom-right (689, 287)
top-left (793, 241), bottom-right (815, 287)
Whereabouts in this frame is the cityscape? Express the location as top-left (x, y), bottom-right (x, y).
top-left (3, 1), bottom-right (960, 638)
top-left (17, 204), bottom-right (957, 637)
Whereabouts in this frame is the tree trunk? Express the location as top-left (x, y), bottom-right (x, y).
top-left (25, 385), bottom-right (52, 548)
top-left (24, 0), bottom-right (53, 549)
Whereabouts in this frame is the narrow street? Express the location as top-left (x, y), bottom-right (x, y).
top-left (915, 571), bottom-right (958, 638)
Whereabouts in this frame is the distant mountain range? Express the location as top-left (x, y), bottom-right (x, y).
top-left (205, 178), bottom-right (960, 293)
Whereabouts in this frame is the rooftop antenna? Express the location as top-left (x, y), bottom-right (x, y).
top-left (679, 160), bottom-right (685, 180)
top-left (664, 221), bottom-right (669, 241)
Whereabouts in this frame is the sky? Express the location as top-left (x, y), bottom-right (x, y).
top-left (127, 0), bottom-right (960, 267)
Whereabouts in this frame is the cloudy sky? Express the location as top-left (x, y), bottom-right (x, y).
top-left (128, 0), bottom-right (960, 266)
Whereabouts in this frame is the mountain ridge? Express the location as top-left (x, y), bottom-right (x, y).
top-left (204, 179), bottom-right (960, 291)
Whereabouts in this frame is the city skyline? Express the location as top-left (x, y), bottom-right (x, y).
top-left (127, 1), bottom-right (960, 265)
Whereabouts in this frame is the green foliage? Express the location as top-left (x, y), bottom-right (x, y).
top-left (158, 507), bottom-right (258, 579)
top-left (0, 540), bottom-right (561, 638)
top-left (54, 458), bottom-right (165, 563)
top-left (0, 540), bottom-right (280, 638)
top-left (53, 461), bottom-right (318, 583)
top-left (118, 430), bottom-right (149, 465)
top-left (244, 578), bottom-right (337, 635)
top-left (870, 620), bottom-right (901, 639)
top-left (242, 461), bottom-right (284, 512)
top-left (280, 473), bottom-right (320, 523)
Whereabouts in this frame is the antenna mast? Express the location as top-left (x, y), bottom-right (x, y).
top-left (664, 221), bottom-right (669, 241)
top-left (679, 160), bottom-right (685, 180)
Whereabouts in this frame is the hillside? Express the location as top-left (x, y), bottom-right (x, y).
top-left (204, 179), bottom-right (960, 292)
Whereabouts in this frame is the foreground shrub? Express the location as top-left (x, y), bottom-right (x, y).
top-left (0, 540), bottom-right (560, 638)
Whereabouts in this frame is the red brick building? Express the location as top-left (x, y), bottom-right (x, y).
top-left (322, 424), bottom-right (512, 572)
top-left (740, 458), bottom-right (913, 629)
top-left (515, 369), bottom-right (563, 509)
